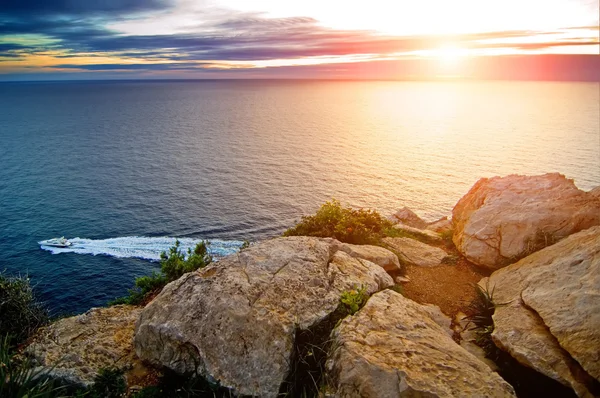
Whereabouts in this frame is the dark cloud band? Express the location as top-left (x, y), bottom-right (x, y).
top-left (0, 1), bottom-right (598, 78)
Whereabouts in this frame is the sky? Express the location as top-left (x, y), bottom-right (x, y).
top-left (0, 0), bottom-right (599, 80)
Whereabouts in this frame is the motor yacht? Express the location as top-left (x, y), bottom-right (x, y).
top-left (39, 237), bottom-right (72, 248)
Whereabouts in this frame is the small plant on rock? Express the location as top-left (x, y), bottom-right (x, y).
top-left (463, 281), bottom-right (508, 356)
top-left (90, 367), bottom-right (127, 398)
top-left (339, 286), bottom-right (369, 316)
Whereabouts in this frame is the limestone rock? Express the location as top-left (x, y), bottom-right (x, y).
top-left (26, 305), bottom-right (142, 387)
top-left (335, 242), bottom-right (401, 273)
top-left (392, 223), bottom-right (442, 242)
top-left (519, 233), bottom-right (600, 382)
top-left (390, 206), bottom-right (428, 229)
top-left (326, 289), bottom-right (516, 397)
top-left (134, 237), bottom-right (393, 397)
top-left (452, 173), bottom-right (600, 269)
top-left (422, 303), bottom-right (453, 336)
top-left (589, 186), bottom-right (600, 199)
top-left (485, 226), bottom-right (600, 396)
top-left (382, 237), bottom-right (448, 267)
top-left (426, 216), bottom-right (453, 234)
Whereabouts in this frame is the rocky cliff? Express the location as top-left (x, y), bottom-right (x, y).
top-left (24, 173), bottom-right (600, 397)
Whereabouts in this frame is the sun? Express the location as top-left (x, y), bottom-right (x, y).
top-left (433, 45), bottom-right (469, 67)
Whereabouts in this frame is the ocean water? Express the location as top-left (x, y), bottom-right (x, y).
top-left (1, 80), bottom-right (598, 315)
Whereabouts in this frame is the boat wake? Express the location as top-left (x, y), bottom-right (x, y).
top-left (39, 236), bottom-right (244, 261)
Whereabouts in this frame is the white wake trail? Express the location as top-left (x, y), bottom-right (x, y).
top-left (39, 236), bottom-right (244, 261)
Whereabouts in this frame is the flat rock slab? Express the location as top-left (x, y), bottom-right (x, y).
top-left (452, 173), bottom-right (600, 269)
top-left (392, 223), bottom-right (442, 242)
top-left (485, 226), bottom-right (600, 396)
top-left (134, 237), bottom-right (393, 398)
top-left (327, 289), bottom-right (516, 397)
top-left (335, 242), bottom-right (401, 273)
top-left (26, 305), bottom-right (143, 387)
top-left (383, 237), bottom-right (447, 267)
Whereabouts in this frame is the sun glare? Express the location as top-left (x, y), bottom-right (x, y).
top-left (435, 46), bottom-right (468, 66)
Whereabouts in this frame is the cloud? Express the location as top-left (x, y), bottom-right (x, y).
top-left (0, 42), bottom-right (27, 51)
top-left (508, 41), bottom-right (600, 50)
top-left (0, 0), bottom-right (171, 16)
top-left (51, 62), bottom-right (213, 71)
top-left (0, 0), bottom-right (598, 78)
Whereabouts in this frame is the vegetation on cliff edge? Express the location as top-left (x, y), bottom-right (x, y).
top-left (110, 240), bottom-right (212, 306)
top-left (0, 272), bottom-right (49, 347)
top-left (284, 199), bottom-right (394, 245)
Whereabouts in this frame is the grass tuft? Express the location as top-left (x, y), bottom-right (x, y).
top-left (463, 281), bottom-right (509, 357)
top-left (0, 335), bottom-right (64, 398)
top-left (90, 367), bottom-right (127, 398)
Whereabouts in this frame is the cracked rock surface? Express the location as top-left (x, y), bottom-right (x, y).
top-left (326, 289), bottom-right (516, 397)
top-left (452, 173), bottom-right (600, 269)
top-left (134, 237), bottom-right (393, 397)
top-left (484, 226), bottom-right (600, 397)
top-left (26, 305), bottom-right (142, 387)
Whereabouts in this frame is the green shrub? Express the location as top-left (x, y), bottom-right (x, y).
top-left (339, 286), bottom-right (369, 316)
top-left (110, 241), bottom-right (212, 306)
top-left (0, 273), bottom-right (49, 347)
top-left (0, 335), bottom-right (63, 398)
top-left (284, 200), bottom-right (393, 245)
top-left (90, 367), bottom-right (126, 398)
top-left (161, 240), bottom-right (211, 282)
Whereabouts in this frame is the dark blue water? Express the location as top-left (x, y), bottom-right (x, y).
top-left (1, 80), bottom-right (598, 314)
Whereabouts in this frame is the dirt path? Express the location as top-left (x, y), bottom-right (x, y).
top-left (387, 233), bottom-right (491, 318)
top-left (401, 257), bottom-right (490, 318)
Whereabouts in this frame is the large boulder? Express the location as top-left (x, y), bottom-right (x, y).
top-left (452, 173), bottom-right (600, 269)
top-left (484, 226), bottom-right (600, 397)
top-left (382, 237), bottom-right (448, 267)
top-left (326, 289), bottom-right (516, 397)
top-left (134, 237), bottom-right (393, 397)
top-left (25, 305), bottom-right (143, 388)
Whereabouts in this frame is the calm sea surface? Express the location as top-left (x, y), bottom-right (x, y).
top-left (1, 80), bottom-right (598, 314)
